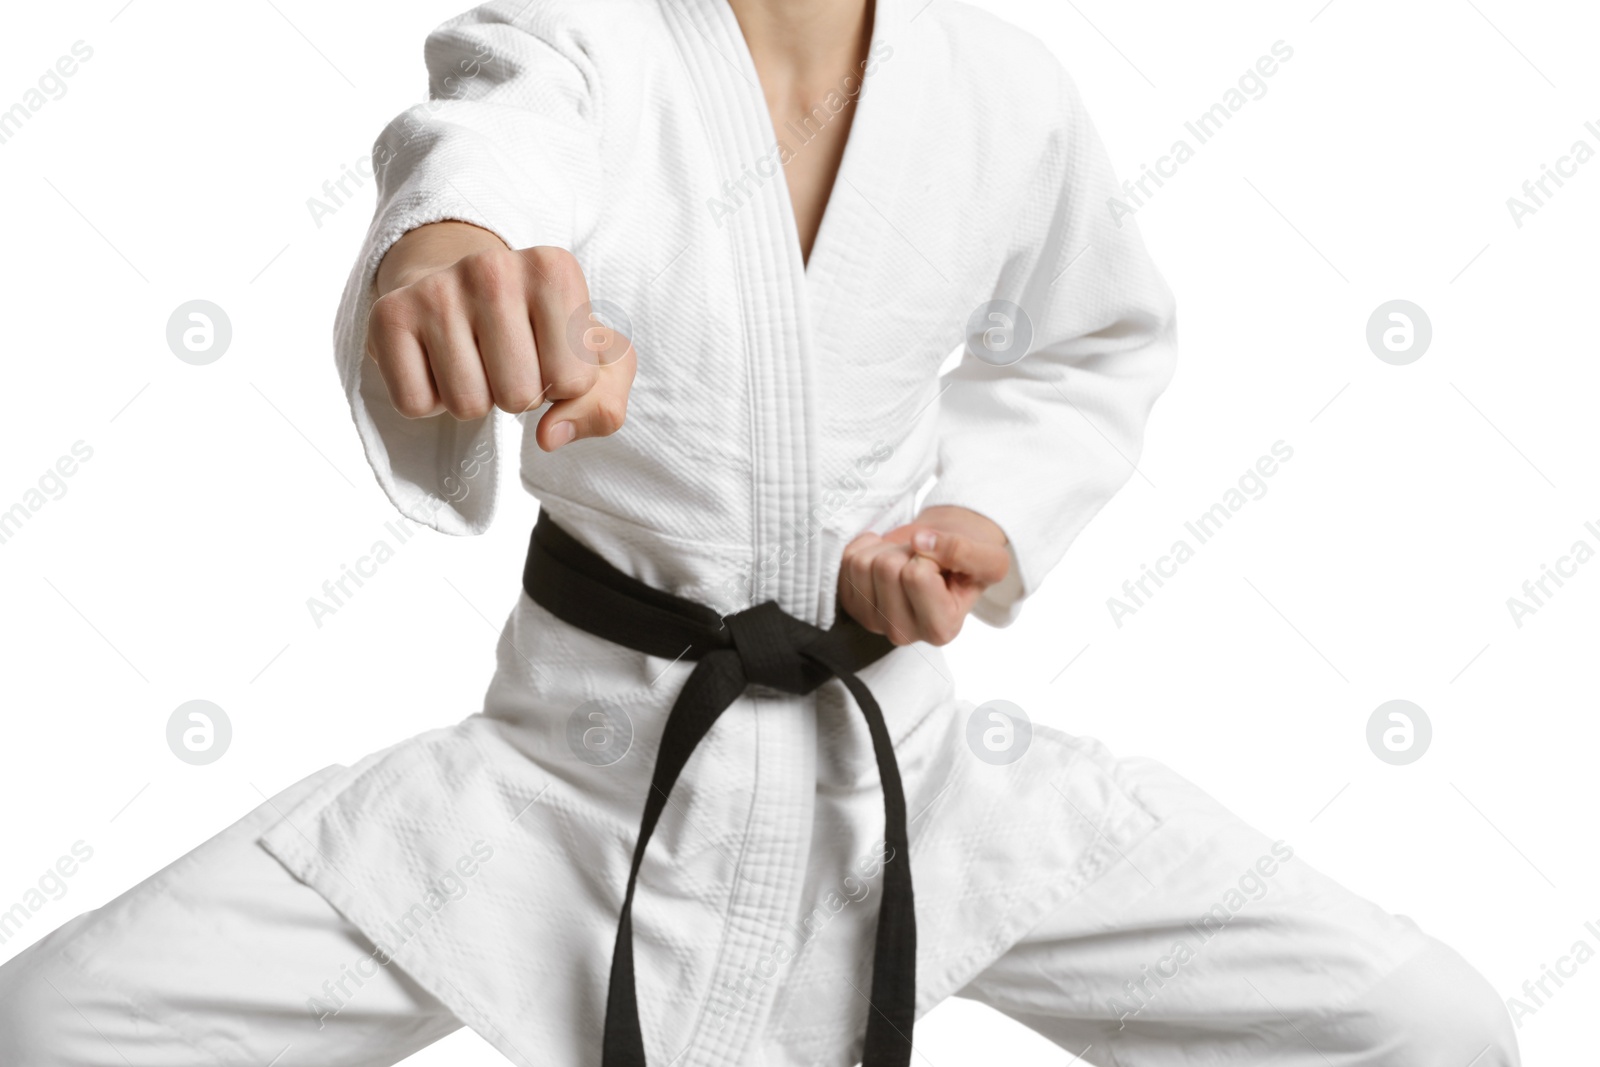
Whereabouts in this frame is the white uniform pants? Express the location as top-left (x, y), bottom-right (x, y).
top-left (0, 756), bottom-right (1518, 1067)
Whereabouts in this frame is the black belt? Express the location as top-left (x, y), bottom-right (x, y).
top-left (521, 513), bottom-right (916, 1066)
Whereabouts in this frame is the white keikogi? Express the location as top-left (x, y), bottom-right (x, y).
top-left (262, 0), bottom-right (1171, 1062)
top-left (263, 0), bottom-right (1168, 1059)
top-left (225, 2), bottom-right (1514, 1067)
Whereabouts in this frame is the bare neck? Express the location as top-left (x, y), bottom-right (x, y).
top-left (725, 0), bottom-right (872, 95)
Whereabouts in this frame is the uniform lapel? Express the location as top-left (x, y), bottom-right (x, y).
top-left (657, 0), bottom-right (822, 624)
top-left (798, 0), bottom-right (939, 626)
top-left (652, 4), bottom-right (832, 1064)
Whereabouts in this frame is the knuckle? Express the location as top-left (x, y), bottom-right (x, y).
top-left (458, 247), bottom-right (520, 297)
top-left (368, 292), bottom-right (414, 338)
top-left (443, 392), bottom-right (492, 421)
top-left (413, 272), bottom-right (465, 316)
top-left (591, 394), bottom-right (628, 435)
top-left (547, 366), bottom-right (599, 397)
top-left (392, 391), bottom-right (435, 419)
top-left (408, 270), bottom-right (447, 300)
top-left (523, 245), bottom-right (583, 289)
top-left (871, 553), bottom-right (901, 582)
top-left (494, 389), bottom-right (541, 414)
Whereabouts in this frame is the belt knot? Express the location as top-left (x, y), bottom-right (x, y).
top-left (725, 600), bottom-right (826, 695)
top-left (522, 515), bottom-right (915, 1067)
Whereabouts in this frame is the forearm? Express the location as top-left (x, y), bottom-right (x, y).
top-left (375, 220), bottom-right (509, 296)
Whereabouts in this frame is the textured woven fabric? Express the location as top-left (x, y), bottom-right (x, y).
top-left (0, 755), bottom-right (1518, 1065)
top-left (0, 1), bottom-right (1522, 1063)
top-left (328, 0), bottom-right (1179, 627)
top-left (264, 0), bottom-right (1183, 1062)
top-left (520, 514), bottom-right (914, 1065)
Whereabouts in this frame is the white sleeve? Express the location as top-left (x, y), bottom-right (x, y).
top-left (921, 66), bottom-right (1179, 626)
top-left (333, 2), bottom-right (597, 535)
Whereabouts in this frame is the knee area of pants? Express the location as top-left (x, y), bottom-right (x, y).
top-left (1337, 938), bottom-right (1519, 1065)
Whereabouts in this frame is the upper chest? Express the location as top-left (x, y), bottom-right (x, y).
top-left (570, 1), bottom-right (1054, 392)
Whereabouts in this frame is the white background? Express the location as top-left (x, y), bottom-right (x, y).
top-left (2, 0), bottom-right (1596, 1062)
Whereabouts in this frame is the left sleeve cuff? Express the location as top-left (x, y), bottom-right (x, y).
top-left (971, 540), bottom-right (1025, 628)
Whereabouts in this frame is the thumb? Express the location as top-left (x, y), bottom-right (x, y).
top-left (909, 528), bottom-right (1010, 586)
top-left (535, 331), bottom-right (637, 450)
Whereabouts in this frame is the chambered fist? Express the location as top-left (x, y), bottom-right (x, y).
top-left (839, 506), bottom-right (1012, 647)
top-left (365, 241), bottom-right (636, 451)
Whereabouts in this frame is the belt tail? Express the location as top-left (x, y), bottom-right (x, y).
top-left (809, 651), bottom-right (917, 1067)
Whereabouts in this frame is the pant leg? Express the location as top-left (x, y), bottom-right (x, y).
top-left (955, 752), bottom-right (1518, 1067)
top-left (0, 765), bottom-right (464, 1067)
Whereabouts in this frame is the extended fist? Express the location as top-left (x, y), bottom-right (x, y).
top-left (367, 229), bottom-right (635, 451)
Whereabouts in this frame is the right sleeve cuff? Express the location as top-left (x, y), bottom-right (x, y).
top-left (335, 198), bottom-right (516, 537)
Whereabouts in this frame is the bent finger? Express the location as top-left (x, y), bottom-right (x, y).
top-left (839, 535), bottom-right (894, 612)
top-left (911, 529), bottom-right (1011, 586)
top-left (462, 261), bottom-right (543, 416)
top-left (869, 545), bottom-right (918, 645)
top-left (421, 303), bottom-right (492, 421)
top-left (534, 341), bottom-right (636, 449)
top-left (525, 247), bottom-right (604, 402)
top-left (367, 302), bottom-right (441, 418)
top-left (902, 556), bottom-right (962, 645)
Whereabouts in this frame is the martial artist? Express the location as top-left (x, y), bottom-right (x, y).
top-left (0, 0), bottom-right (1519, 1064)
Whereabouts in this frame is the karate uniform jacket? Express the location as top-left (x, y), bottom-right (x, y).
top-left (258, 1), bottom-right (1181, 1063)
